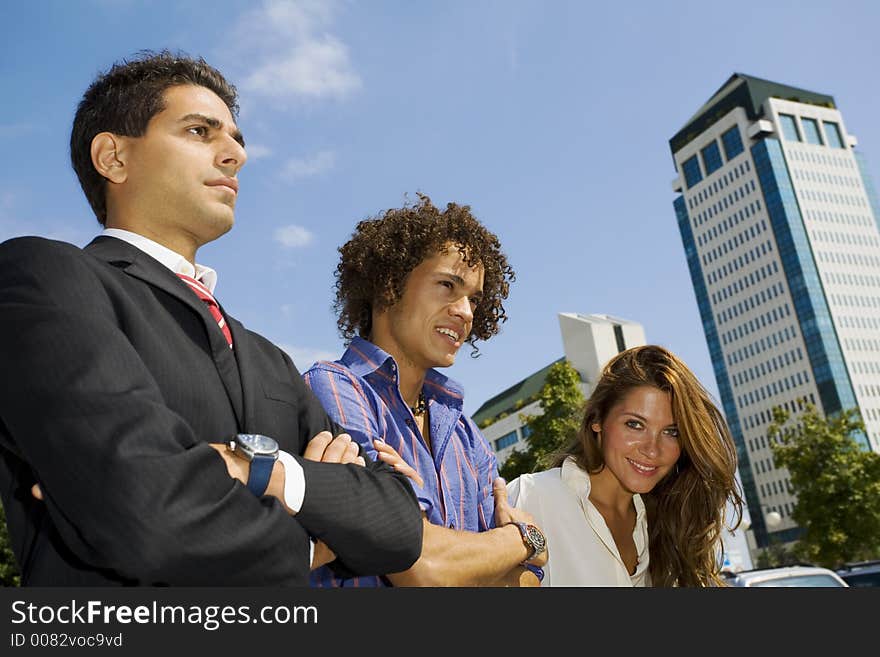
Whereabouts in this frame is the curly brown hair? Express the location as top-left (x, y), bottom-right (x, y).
top-left (334, 193), bottom-right (515, 355)
top-left (551, 345), bottom-right (744, 587)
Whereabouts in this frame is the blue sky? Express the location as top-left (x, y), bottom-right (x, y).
top-left (2, 0), bottom-right (879, 416)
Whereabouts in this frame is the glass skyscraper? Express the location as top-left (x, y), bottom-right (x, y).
top-left (669, 74), bottom-right (880, 548)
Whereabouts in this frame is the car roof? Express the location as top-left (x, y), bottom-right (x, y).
top-left (726, 565), bottom-right (849, 587)
top-left (837, 560), bottom-right (880, 572)
top-left (835, 561), bottom-right (880, 587)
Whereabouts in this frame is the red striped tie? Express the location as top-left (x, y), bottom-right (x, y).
top-left (177, 273), bottom-right (233, 348)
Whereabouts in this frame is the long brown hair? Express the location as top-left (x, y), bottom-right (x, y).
top-left (552, 345), bottom-right (743, 586)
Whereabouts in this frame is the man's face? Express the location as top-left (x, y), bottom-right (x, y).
top-left (372, 245), bottom-right (485, 373)
top-left (113, 84), bottom-right (246, 252)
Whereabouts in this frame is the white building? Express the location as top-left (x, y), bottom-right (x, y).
top-left (669, 73), bottom-right (880, 549)
top-left (472, 313), bottom-right (645, 463)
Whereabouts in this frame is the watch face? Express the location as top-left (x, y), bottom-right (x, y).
top-left (236, 433), bottom-right (279, 455)
top-left (526, 524), bottom-right (546, 553)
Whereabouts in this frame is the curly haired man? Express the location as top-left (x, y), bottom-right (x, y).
top-left (306, 193), bottom-right (549, 586)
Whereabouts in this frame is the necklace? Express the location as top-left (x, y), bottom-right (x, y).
top-left (409, 391), bottom-right (427, 417)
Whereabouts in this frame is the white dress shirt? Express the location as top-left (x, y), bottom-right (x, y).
top-left (507, 456), bottom-right (650, 587)
top-left (99, 229), bottom-right (307, 517)
top-left (102, 228), bottom-right (219, 291)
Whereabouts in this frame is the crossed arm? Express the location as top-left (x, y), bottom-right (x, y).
top-left (206, 431), bottom-right (368, 570)
top-left (3, 238), bottom-right (421, 584)
top-left (300, 366), bottom-right (547, 587)
top-left (28, 430), bottom-right (382, 572)
top-left (384, 477), bottom-right (546, 587)
top-left (206, 433), bottom-right (546, 586)
top-left (28, 403), bottom-right (543, 584)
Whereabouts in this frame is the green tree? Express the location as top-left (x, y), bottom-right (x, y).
top-left (768, 403), bottom-right (880, 568)
top-left (499, 360), bottom-right (584, 481)
top-left (0, 501), bottom-right (21, 586)
top-left (755, 538), bottom-right (798, 569)
top-left (498, 444), bottom-right (536, 483)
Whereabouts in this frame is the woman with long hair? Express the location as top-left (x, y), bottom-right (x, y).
top-left (507, 344), bottom-right (743, 586)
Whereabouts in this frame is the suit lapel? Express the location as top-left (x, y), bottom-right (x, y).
top-left (84, 236), bottom-right (245, 426)
top-left (85, 236), bottom-right (201, 313)
top-left (225, 315), bottom-right (258, 430)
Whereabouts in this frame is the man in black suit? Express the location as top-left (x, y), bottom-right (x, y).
top-left (0, 50), bottom-right (422, 586)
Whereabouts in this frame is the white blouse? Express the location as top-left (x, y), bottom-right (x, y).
top-left (507, 457), bottom-right (650, 587)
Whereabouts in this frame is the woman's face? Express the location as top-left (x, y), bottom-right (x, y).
top-left (592, 385), bottom-right (681, 495)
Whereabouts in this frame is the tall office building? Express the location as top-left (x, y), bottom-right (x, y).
top-left (669, 74), bottom-right (880, 547)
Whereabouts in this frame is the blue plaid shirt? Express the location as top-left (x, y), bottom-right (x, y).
top-left (305, 337), bottom-right (498, 587)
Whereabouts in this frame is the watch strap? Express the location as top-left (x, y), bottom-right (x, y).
top-left (523, 563), bottom-right (545, 583)
top-left (514, 521), bottom-right (537, 561)
top-left (246, 453), bottom-right (275, 497)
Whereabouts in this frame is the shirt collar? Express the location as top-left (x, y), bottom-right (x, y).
top-left (341, 336), bottom-right (465, 406)
top-left (561, 456), bottom-right (646, 520)
top-left (101, 228), bottom-right (218, 293)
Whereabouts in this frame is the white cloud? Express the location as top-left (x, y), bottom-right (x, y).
top-left (234, 0), bottom-right (361, 104)
top-left (281, 150), bottom-right (335, 180)
top-left (245, 0), bottom-right (334, 41)
top-left (278, 343), bottom-right (338, 372)
top-left (274, 224), bottom-right (315, 248)
top-left (244, 37), bottom-right (361, 100)
top-left (244, 144), bottom-right (272, 160)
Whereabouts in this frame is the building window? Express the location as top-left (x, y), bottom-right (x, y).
top-left (494, 431), bottom-right (518, 451)
top-left (701, 140), bottom-right (723, 176)
top-left (521, 425), bottom-right (533, 440)
top-left (721, 126), bottom-right (744, 160)
top-left (779, 113), bottom-right (801, 141)
top-left (823, 121), bottom-right (845, 148)
top-left (613, 324), bottom-right (626, 353)
top-left (682, 155), bottom-right (703, 188)
top-left (801, 117), bottom-right (823, 145)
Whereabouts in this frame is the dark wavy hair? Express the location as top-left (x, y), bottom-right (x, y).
top-left (551, 345), bottom-right (743, 587)
top-left (334, 193), bottom-right (515, 355)
top-left (70, 49), bottom-right (239, 225)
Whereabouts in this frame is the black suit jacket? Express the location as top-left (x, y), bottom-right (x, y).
top-left (0, 236), bottom-right (422, 586)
